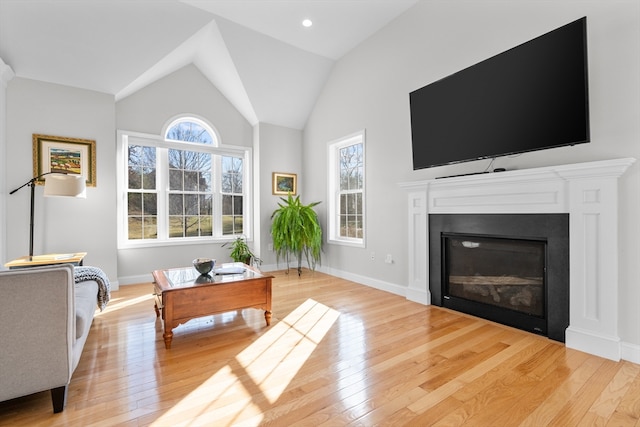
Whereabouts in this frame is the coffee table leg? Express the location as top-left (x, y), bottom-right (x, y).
top-left (163, 329), bottom-right (173, 349)
top-left (264, 310), bottom-right (272, 326)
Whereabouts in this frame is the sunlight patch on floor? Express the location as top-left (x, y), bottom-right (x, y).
top-left (151, 298), bottom-right (340, 426)
top-left (238, 298), bottom-right (340, 402)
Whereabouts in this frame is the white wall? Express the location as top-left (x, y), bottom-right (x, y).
top-left (5, 78), bottom-right (118, 282)
top-left (304, 1), bottom-right (640, 349)
top-left (115, 65), bottom-right (254, 282)
top-left (255, 122), bottom-right (303, 269)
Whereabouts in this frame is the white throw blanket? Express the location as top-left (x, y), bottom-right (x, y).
top-left (74, 266), bottom-right (111, 311)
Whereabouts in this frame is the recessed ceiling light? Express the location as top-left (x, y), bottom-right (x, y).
top-left (302, 19), bottom-right (313, 28)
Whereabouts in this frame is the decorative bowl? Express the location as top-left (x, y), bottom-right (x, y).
top-left (193, 258), bottom-right (215, 275)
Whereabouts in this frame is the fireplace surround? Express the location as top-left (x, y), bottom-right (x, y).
top-left (400, 158), bottom-right (635, 361)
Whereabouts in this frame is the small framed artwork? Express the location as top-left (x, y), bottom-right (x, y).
top-left (33, 134), bottom-right (97, 187)
top-left (272, 172), bottom-right (297, 195)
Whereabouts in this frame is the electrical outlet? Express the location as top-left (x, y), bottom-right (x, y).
top-left (385, 254), bottom-right (393, 264)
top-left (268, 243), bottom-right (273, 251)
top-left (370, 251), bottom-right (375, 261)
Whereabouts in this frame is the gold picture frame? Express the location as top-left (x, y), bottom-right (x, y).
top-left (33, 134), bottom-right (96, 187)
top-left (272, 172), bottom-right (297, 195)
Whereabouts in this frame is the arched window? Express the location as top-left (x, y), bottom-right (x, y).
top-left (164, 117), bottom-right (217, 145)
top-left (119, 117), bottom-right (250, 246)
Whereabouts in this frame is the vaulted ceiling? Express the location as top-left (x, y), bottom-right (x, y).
top-left (0, 0), bottom-right (418, 129)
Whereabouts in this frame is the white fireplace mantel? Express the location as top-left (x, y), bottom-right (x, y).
top-left (400, 158), bottom-right (636, 361)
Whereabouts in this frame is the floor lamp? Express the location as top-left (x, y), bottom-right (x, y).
top-left (9, 172), bottom-right (86, 259)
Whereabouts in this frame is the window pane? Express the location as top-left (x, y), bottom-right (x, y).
top-left (169, 194), bottom-right (183, 215)
top-left (199, 171), bottom-right (212, 192)
top-left (185, 216), bottom-right (199, 237)
top-left (129, 145), bottom-right (142, 165)
top-left (128, 193), bottom-right (142, 215)
top-left (233, 216), bottom-right (243, 234)
top-left (199, 194), bottom-right (212, 215)
top-left (143, 193), bottom-right (157, 215)
top-left (347, 193), bottom-right (356, 215)
top-left (184, 171), bottom-right (199, 191)
top-left (222, 195), bottom-right (232, 215)
top-left (348, 167), bottom-right (359, 190)
top-left (169, 169), bottom-right (183, 191)
top-left (128, 166), bottom-right (142, 189)
top-left (184, 194), bottom-right (198, 215)
top-left (221, 174), bottom-right (232, 193)
top-left (222, 156), bottom-right (233, 172)
top-left (234, 176), bottom-right (243, 193)
top-left (141, 147), bottom-right (156, 190)
top-left (201, 216), bottom-right (213, 236)
top-left (143, 217), bottom-right (157, 239)
top-left (222, 215), bottom-right (233, 234)
top-left (169, 149), bottom-right (184, 169)
top-left (128, 145), bottom-right (157, 190)
top-left (222, 156), bottom-right (243, 193)
top-left (339, 144), bottom-right (362, 191)
top-left (340, 166), bottom-right (349, 191)
top-left (128, 217), bottom-right (142, 240)
top-left (169, 216), bottom-right (184, 238)
top-left (233, 196), bottom-right (243, 215)
top-left (142, 166), bottom-right (156, 190)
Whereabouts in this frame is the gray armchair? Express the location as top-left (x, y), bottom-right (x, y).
top-left (0, 264), bottom-right (99, 412)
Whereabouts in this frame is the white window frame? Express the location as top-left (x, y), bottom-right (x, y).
top-left (116, 128), bottom-right (253, 249)
top-left (327, 130), bottom-right (366, 247)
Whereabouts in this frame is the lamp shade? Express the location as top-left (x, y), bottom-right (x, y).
top-left (44, 174), bottom-right (86, 198)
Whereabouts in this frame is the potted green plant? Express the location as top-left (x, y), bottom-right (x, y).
top-left (270, 194), bottom-right (322, 275)
top-left (222, 236), bottom-right (261, 266)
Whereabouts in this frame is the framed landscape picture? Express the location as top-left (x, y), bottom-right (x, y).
top-left (272, 172), bottom-right (297, 195)
top-left (33, 134), bottom-right (96, 186)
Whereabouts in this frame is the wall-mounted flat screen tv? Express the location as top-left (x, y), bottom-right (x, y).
top-left (410, 17), bottom-right (589, 170)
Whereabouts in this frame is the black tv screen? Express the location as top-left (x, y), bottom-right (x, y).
top-left (410, 17), bottom-right (589, 170)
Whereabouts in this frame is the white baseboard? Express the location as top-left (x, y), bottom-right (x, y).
top-left (118, 273), bottom-right (153, 286)
top-left (566, 326), bottom-right (621, 361)
top-left (316, 265), bottom-right (407, 297)
top-left (621, 342), bottom-right (640, 364)
top-left (406, 288), bottom-right (431, 305)
top-left (258, 262), bottom-right (407, 297)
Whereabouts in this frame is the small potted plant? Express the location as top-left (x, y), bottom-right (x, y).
top-left (223, 236), bottom-right (261, 266)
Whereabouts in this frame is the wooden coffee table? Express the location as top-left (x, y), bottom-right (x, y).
top-left (152, 263), bottom-right (273, 349)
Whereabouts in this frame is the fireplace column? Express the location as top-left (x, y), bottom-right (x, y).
top-left (559, 166), bottom-right (628, 360)
top-left (400, 158), bottom-right (635, 361)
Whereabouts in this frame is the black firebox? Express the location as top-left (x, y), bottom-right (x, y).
top-left (429, 214), bottom-right (569, 342)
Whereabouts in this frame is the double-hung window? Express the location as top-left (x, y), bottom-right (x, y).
top-left (328, 130), bottom-right (365, 247)
top-left (118, 117), bottom-right (251, 247)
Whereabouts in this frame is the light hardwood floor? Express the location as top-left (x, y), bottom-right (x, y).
top-left (1, 269), bottom-right (639, 426)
